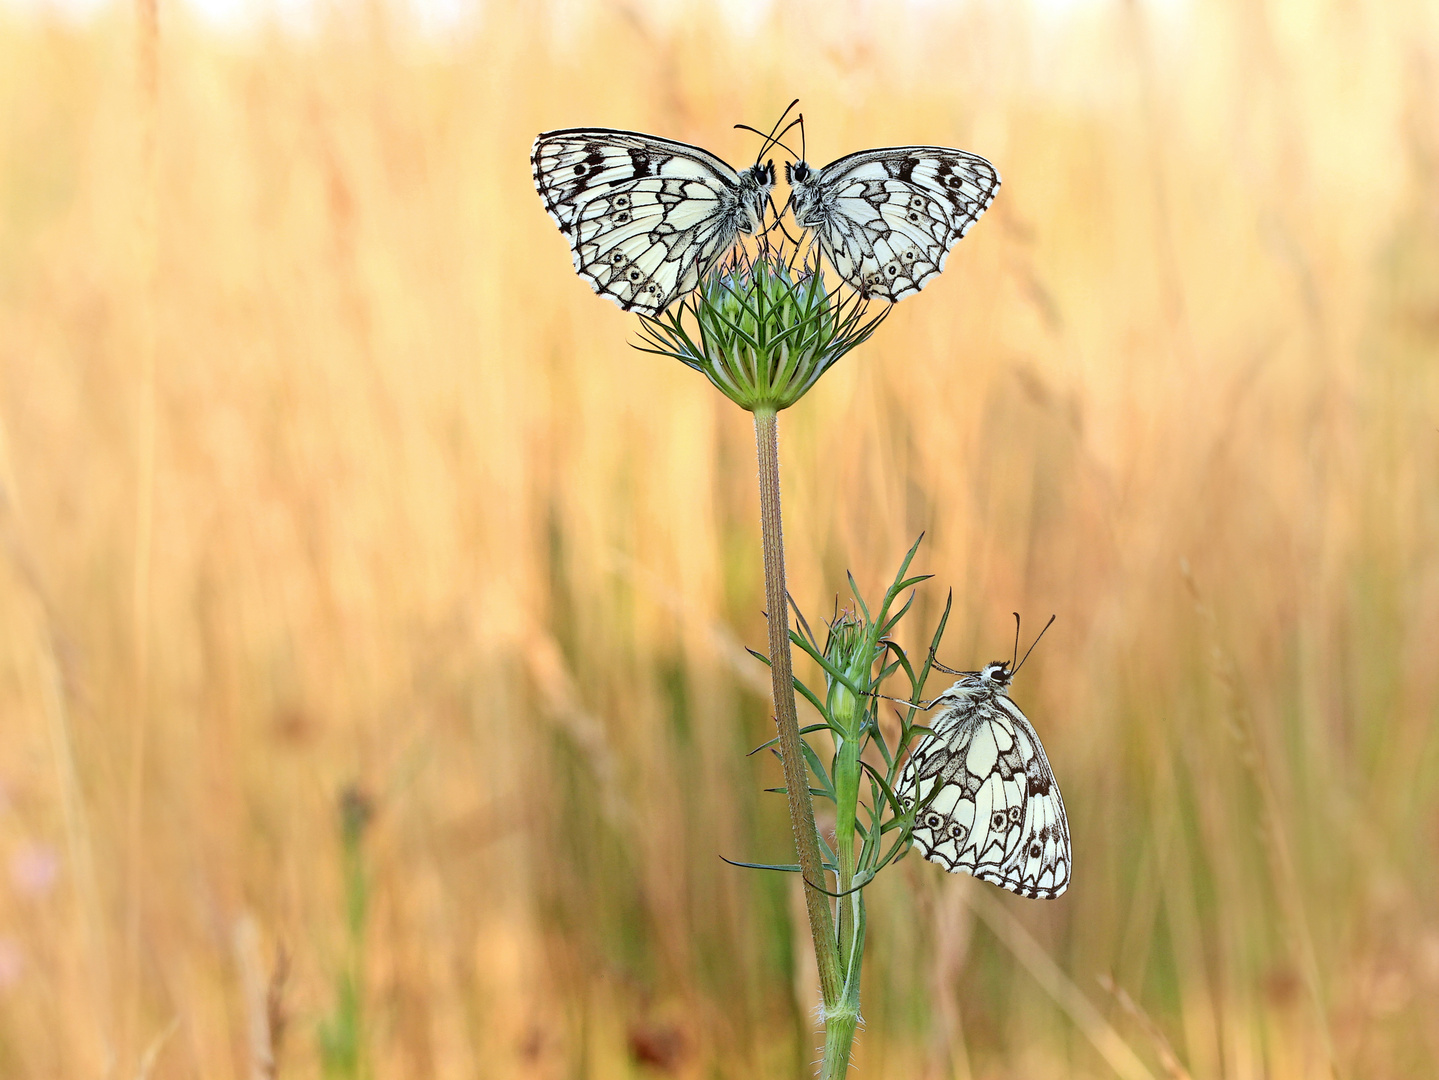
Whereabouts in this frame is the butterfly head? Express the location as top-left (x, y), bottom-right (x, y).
top-left (783, 160), bottom-right (825, 227)
top-left (929, 662), bottom-right (1012, 707)
top-left (736, 160), bottom-right (776, 234)
top-left (951, 662), bottom-right (1011, 692)
top-left (979, 661), bottom-right (1013, 689)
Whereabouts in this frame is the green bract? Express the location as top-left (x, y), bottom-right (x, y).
top-left (636, 249), bottom-right (888, 412)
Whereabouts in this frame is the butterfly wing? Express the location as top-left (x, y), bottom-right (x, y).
top-left (899, 692), bottom-right (1069, 899)
top-left (532, 129), bottom-right (768, 315)
top-left (794, 146), bottom-right (999, 301)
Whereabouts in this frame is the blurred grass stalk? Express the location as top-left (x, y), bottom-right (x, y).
top-left (319, 787), bottom-right (374, 1080)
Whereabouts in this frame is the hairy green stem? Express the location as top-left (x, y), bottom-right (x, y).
top-left (823, 657), bottom-right (867, 1079)
top-left (819, 968), bottom-right (862, 1080)
top-left (751, 408), bottom-right (844, 1021)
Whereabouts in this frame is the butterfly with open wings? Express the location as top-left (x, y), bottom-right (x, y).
top-left (532, 103), bottom-right (1000, 312)
top-left (896, 618), bottom-right (1070, 899)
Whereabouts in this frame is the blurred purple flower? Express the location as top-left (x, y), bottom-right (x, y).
top-left (11, 842), bottom-right (60, 898)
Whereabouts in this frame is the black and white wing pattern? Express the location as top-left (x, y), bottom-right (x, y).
top-left (786, 146), bottom-right (999, 302)
top-left (897, 662), bottom-right (1070, 899)
top-left (532, 129), bottom-right (775, 316)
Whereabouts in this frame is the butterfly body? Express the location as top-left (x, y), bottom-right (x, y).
top-left (532, 128), bottom-right (775, 315)
top-left (898, 661), bottom-right (1070, 899)
top-left (785, 147), bottom-right (1000, 301)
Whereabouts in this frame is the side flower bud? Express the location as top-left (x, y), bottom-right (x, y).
top-left (824, 607), bottom-right (875, 743)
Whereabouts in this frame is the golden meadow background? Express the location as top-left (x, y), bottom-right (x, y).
top-left (1, 0), bottom-right (1438, 1076)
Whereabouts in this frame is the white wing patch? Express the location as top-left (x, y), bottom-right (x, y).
top-left (789, 146), bottom-right (1000, 302)
top-left (532, 129), bottom-right (772, 316)
top-left (898, 687), bottom-right (1070, 899)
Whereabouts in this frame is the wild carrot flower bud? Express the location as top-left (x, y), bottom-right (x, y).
top-left (635, 247), bottom-right (888, 413)
top-left (823, 607), bottom-right (874, 742)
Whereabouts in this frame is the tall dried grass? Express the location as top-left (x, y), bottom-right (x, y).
top-left (0, 1), bottom-right (1437, 1077)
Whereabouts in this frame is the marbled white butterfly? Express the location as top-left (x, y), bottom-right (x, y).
top-left (897, 619), bottom-right (1070, 899)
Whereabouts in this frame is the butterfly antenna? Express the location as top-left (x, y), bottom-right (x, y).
top-left (1012, 614), bottom-right (1056, 677)
top-left (766, 98), bottom-right (799, 152)
top-left (866, 690), bottom-right (911, 704)
top-left (1011, 612), bottom-right (1021, 672)
top-left (769, 115), bottom-right (805, 158)
top-left (734, 122), bottom-right (799, 162)
top-left (735, 98), bottom-right (800, 165)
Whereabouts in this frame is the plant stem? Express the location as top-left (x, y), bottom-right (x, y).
top-left (819, 981), bottom-right (861, 1080)
top-left (751, 408), bottom-right (844, 1021)
top-left (824, 660), bottom-right (867, 1079)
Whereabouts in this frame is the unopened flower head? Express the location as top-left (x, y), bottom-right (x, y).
top-left (824, 606), bottom-right (876, 740)
top-left (824, 606), bottom-right (869, 675)
top-left (636, 246), bottom-right (888, 413)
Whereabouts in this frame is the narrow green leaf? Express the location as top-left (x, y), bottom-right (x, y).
top-left (720, 856), bottom-right (802, 873)
top-left (817, 829), bottom-right (839, 867)
top-left (886, 532), bottom-right (926, 598)
top-left (800, 644), bottom-right (867, 701)
top-left (918, 587), bottom-right (955, 690)
top-left (747, 723), bottom-right (830, 757)
top-left (867, 833), bottom-right (914, 876)
top-left (788, 591), bottom-right (819, 648)
top-left (803, 869), bottom-right (873, 899)
top-left (880, 589), bottom-right (918, 637)
top-left (799, 740), bottom-right (837, 798)
top-left (789, 629), bottom-right (827, 666)
top-left (790, 676), bottom-right (830, 722)
top-left (859, 759), bottom-right (906, 818)
top-left (894, 573), bottom-right (935, 593)
top-left (868, 717), bottom-right (894, 769)
top-left (846, 570), bottom-right (872, 622)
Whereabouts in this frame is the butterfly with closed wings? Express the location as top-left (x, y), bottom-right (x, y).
top-left (896, 617), bottom-right (1070, 899)
top-left (531, 119), bottom-right (788, 315)
top-left (785, 134), bottom-right (1000, 301)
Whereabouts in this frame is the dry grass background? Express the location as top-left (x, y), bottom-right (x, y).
top-left (0, 0), bottom-right (1437, 1077)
